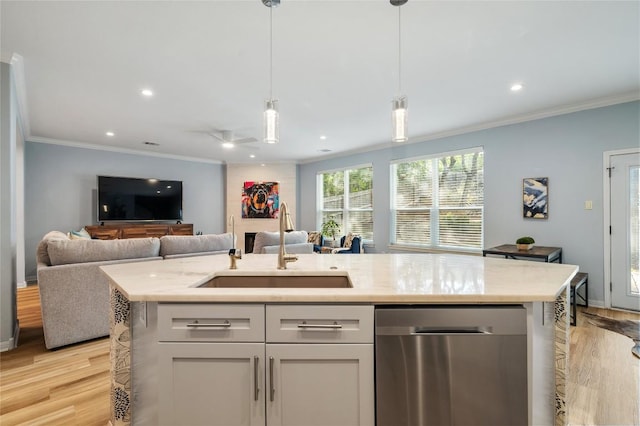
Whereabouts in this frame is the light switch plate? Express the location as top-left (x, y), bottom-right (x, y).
top-left (584, 200), bottom-right (593, 210)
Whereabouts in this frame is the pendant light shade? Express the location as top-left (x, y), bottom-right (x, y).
top-left (263, 0), bottom-right (279, 144)
top-left (264, 99), bottom-right (279, 144)
top-left (391, 0), bottom-right (408, 143)
top-left (392, 96), bottom-right (408, 143)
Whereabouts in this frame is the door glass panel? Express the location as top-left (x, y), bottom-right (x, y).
top-left (630, 166), bottom-right (639, 295)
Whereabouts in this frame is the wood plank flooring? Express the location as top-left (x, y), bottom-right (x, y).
top-left (0, 286), bottom-right (110, 425)
top-left (1, 286), bottom-right (639, 425)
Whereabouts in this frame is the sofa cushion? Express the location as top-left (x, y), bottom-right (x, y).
top-left (262, 242), bottom-right (314, 254)
top-left (47, 237), bottom-right (161, 266)
top-left (253, 230), bottom-right (308, 254)
top-left (37, 231), bottom-right (70, 266)
top-left (160, 233), bottom-right (234, 257)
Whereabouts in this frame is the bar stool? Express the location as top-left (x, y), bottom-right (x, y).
top-left (570, 272), bottom-right (589, 326)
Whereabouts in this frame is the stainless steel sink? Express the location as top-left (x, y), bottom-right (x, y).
top-left (198, 274), bottom-right (352, 288)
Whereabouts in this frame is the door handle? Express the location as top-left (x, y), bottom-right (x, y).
top-left (254, 356), bottom-right (260, 401)
top-left (269, 356), bottom-right (275, 402)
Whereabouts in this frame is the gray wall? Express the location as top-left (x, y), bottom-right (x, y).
top-left (0, 62), bottom-right (19, 350)
top-left (24, 142), bottom-right (226, 280)
top-left (299, 101), bottom-right (640, 306)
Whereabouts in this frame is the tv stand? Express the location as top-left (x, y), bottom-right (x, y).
top-left (85, 223), bottom-right (193, 240)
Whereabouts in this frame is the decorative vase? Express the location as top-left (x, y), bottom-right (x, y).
top-left (516, 243), bottom-right (533, 251)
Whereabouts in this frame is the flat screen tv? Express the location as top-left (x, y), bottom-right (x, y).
top-left (97, 175), bottom-right (183, 222)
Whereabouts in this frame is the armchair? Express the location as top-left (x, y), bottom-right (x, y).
top-left (333, 233), bottom-right (362, 254)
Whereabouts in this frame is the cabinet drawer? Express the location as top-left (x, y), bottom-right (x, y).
top-left (266, 305), bottom-right (373, 343)
top-left (158, 303), bottom-right (264, 342)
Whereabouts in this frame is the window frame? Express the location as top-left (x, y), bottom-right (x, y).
top-left (390, 147), bottom-right (484, 253)
top-left (316, 163), bottom-right (374, 242)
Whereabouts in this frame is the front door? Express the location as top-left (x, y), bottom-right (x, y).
top-left (611, 151), bottom-right (640, 311)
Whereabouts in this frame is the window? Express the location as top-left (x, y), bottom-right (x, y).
top-left (391, 148), bottom-right (484, 251)
top-left (318, 165), bottom-right (373, 241)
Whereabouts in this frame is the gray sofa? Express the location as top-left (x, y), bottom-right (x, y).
top-left (36, 231), bottom-right (234, 349)
top-left (252, 230), bottom-right (313, 254)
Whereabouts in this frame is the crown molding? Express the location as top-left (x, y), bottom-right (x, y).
top-left (28, 136), bottom-right (223, 165)
top-left (299, 92), bottom-right (640, 164)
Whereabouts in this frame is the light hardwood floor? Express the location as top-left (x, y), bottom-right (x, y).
top-left (1, 286), bottom-right (638, 425)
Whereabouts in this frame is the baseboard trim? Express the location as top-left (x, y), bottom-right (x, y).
top-left (0, 320), bottom-right (20, 352)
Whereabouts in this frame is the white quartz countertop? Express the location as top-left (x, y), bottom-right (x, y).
top-left (100, 253), bottom-right (578, 303)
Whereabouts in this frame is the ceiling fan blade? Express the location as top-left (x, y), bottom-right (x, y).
top-left (234, 137), bottom-right (258, 145)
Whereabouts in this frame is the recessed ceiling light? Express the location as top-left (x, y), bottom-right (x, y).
top-left (510, 83), bottom-right (524, 92)
top-left (261, 163), bottom-right (266, 167)
top-left (222, 142), bottom-right (234, 149)
top-left (141, 89), bottom-right (154, 97)
top-left (105, 131), bottom-right (115, 137)
top-left (320, 135), bottom-right (327, 140)
top-left (250, 154), bottom-right (256, 158)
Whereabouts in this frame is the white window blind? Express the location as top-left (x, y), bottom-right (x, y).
top-left (392, 149), bottom-right (484, 251)
top-left (318, 165), bottom-right (373, 241)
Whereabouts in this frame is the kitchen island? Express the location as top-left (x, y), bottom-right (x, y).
top-left (102, 252), bottom-right (577, 426)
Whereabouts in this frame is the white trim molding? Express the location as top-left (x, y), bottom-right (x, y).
top-left (0, 321), bottom-right (20, 352)
top-left (603, 147), bottom-right (640, 309)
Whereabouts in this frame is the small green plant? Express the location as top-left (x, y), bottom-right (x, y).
top-left (516, 236), bottom-right (535, 244)
top-left (321, 217), bottom-right (341, 241)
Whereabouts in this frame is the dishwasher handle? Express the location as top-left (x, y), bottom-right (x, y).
top-left (412, 326), bottom-right (493, 335)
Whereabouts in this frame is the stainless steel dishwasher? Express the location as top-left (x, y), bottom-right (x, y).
top-left (375, 306), bottom-right (527, 426)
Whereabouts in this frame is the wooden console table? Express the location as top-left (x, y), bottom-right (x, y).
top-left (85, 223), bottom-right (193, 239)
top-left (482, 244), bottom-right (563, 263)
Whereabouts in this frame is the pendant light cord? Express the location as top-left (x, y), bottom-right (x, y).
top-left (398, 5), bottom-right (402, 95)
top-left (269, 4), bottom-right (273, 100)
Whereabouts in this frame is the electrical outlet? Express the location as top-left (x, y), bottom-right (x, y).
top-left (584, 200), bottom-right (593, 210)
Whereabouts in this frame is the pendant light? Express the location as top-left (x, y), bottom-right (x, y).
top-left (391, 0), bottom-right (408, 143)
top-left (263, 0), bottom-right (280, 144)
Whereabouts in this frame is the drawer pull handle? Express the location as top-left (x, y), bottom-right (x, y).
top-left (186, 319), bottom-right (231, 328)
top-left (297, 321), bottom-right (342, 329)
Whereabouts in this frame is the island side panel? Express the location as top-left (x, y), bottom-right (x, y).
top-left (555, 286), bottom-right (569, 426)
top-left (110, 286), bottom-right (132, 426)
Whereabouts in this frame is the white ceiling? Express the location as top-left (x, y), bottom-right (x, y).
top-left (1, 1), bottom-right (638, 164)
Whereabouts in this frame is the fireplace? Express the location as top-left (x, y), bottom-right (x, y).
top-left (245, 232), bottom-right (257, 253)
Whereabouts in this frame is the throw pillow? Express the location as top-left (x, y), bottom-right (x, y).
top-left (308, 231), bottom-right (322, 246)
top-left (343, 232), bottom-right (355, 249)
top-left (70, 227), bottom-right (91, 240)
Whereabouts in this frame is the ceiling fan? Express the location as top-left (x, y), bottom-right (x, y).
top-left (209, 129), bottom-right (258, 149)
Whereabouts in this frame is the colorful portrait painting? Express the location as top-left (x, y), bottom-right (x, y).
top-left (242, 181), bottom-right (279, 219)
top-left (523, 177), bottom-right (548, 219)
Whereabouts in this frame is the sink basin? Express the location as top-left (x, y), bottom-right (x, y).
top-left (198, 275), bottom-right (352, 288)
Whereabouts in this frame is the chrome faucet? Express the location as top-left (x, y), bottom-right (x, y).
top-left (277, 202), bottom-right (297, 269)
top-left (228, 215), bottom-right (241, 269)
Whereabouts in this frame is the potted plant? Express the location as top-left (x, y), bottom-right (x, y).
top-left (516, 236), bottom-right (535, 251)
top-left (321, 217), bottom-right (341, 247)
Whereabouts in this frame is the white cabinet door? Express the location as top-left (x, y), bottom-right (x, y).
top-left (265, 344), bottom-right (374, 426)
top-left (158, 342), bottom-right (265, 426)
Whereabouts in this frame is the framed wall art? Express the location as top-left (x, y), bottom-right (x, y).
top-left (242, 181), bottom-right (279, 218)
top-left (523, 177), bottom-right (548, 219)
